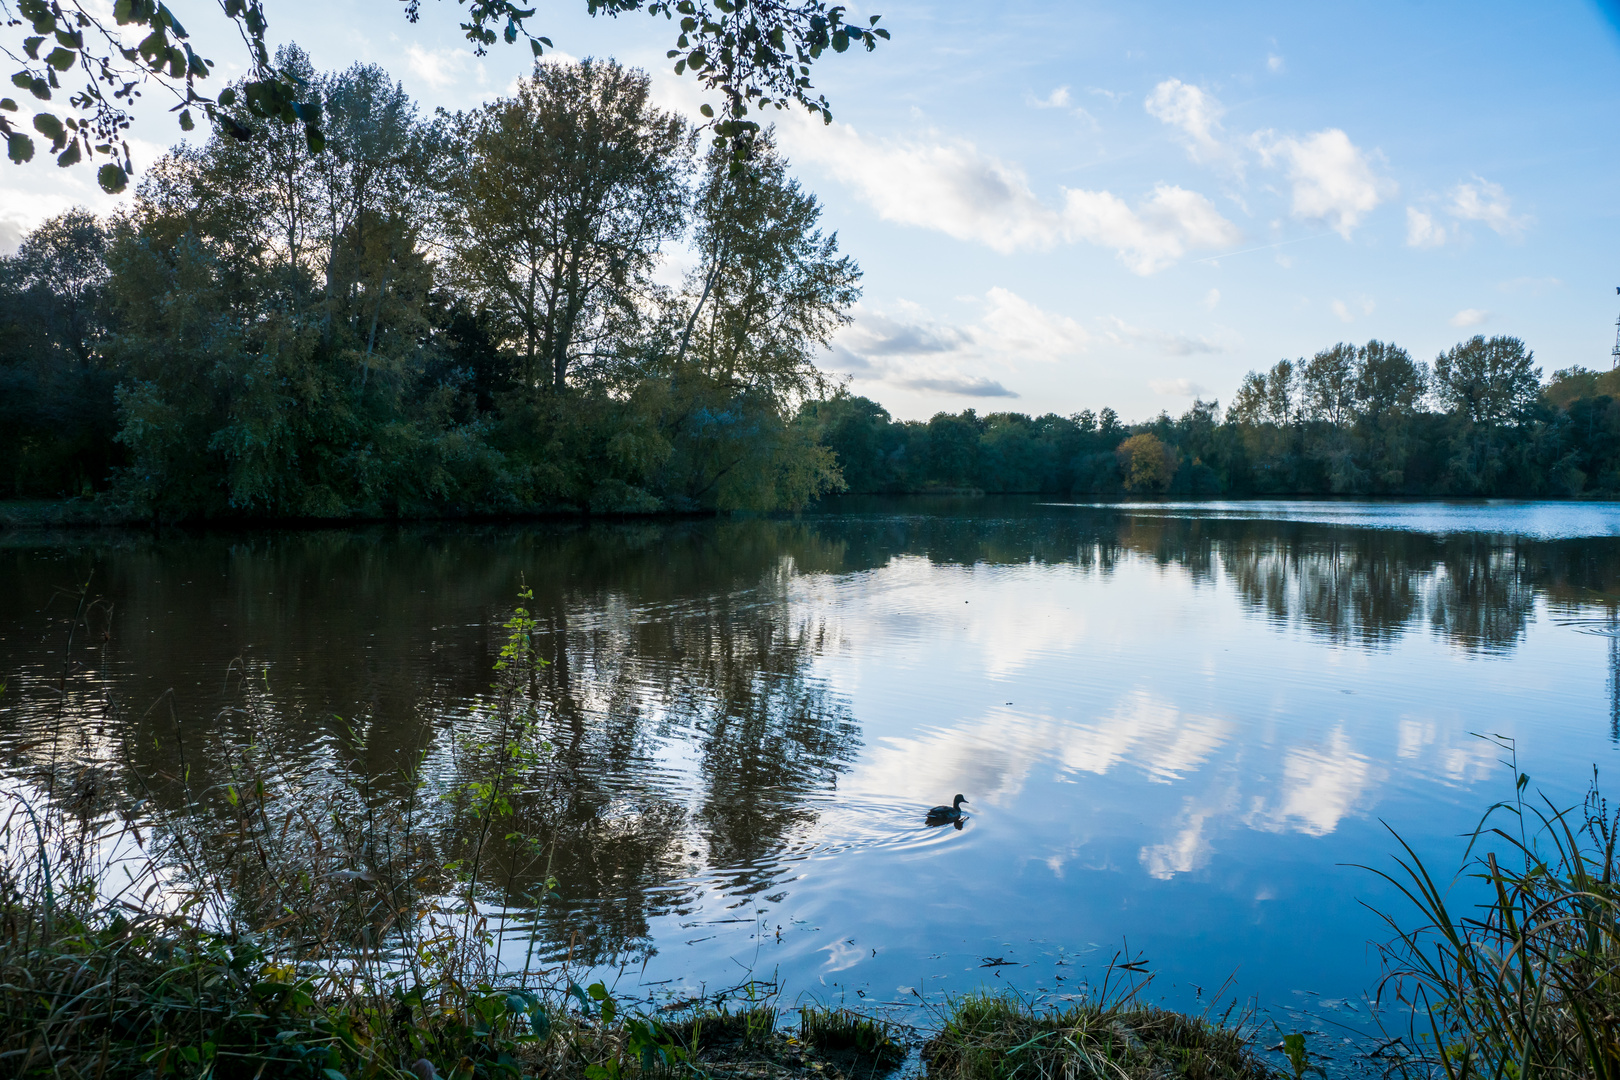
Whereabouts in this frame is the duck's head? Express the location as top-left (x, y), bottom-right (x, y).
top-left (953, 794), bottom-right (968, 809)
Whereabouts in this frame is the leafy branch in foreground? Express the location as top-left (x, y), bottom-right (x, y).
top-left (2, 0), bottom-right (887, 189)
top-left (1, 0), bottom-right (320, 189)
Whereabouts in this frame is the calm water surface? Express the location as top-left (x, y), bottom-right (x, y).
top-left (4, 497), bottom-right (1620, 1038)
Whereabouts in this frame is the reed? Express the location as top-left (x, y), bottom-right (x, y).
top-left (1367, 739), bottom-right (1620, 1080)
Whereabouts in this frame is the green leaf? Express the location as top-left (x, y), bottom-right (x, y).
top-left (7, 132), bottom-right (34, 163)
top-left (97, 162), bottom-right (128, 192)
top-left (114, 0), bottom-right (134, 23)
top-left (137, 28), bottom-right (166, 65)
top-left (178, 107), bottom-right (194, 130)
top-left (32, 111), bottom-right (63, 143)
top-left (56, 138), bottom-right (81, 166)
top-left (304, 126), bottom-right (325, 153)
top-left (0, 98), bottom-right (16, 112)
top-left (46, 47), bottom-right (77, 71)
top-left (23, 36), bottom-right (46, 59)
top-left (699, 102), bottom-right (713, 117)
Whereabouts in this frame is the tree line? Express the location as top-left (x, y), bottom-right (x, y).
top-left (5, 49), bottom-right (1619, 514)
top-left (804, 339), bottom-right (1620, 498)
top-left (1, 48), bottom-right (858, 518)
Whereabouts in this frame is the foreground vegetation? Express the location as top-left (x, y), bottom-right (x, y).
top-left (1369, 743), bottom-right (1620, 1080)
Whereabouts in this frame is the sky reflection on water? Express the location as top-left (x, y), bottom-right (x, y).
top-left (2, 498), bottom-right (1619, 1036)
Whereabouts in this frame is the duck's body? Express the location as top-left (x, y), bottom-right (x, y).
top-left (926, 794), bottom-right (969, 823)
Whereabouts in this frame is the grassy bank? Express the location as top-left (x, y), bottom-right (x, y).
top-left (0, 498), bottom-right (141, 530)
top-left (0, 903), bottom-right (1274, 1080)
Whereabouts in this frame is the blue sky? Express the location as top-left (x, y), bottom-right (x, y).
top-left (5, 0), bottom-right (1618, 420)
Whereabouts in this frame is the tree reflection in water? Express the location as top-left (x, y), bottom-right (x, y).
top-left (3, 502), bottom-right (1620, 971)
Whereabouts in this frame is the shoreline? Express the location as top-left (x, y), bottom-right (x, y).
top-left (6, 491), bottom-right (1620, 533)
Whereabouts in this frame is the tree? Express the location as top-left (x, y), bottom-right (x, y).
top-left (440, 59), bottom-right (691, 394)
top-left (1353, 339), bottom-right (1427, 421)
top-left (1228, 359), bottom-right (1300, 427)
top-left (0, 208), bottom-right (119, 495)
top-left (1433, 335), bottom-right (1540, 426)
top-left (1, 0), bottom-right (888, 192)
top-left (674, 130), bottom-right (860, 412)
top-left (1302, 343), bottom-right (1356, 425)
top-left (1117, 432), bottom-right (1176, 492)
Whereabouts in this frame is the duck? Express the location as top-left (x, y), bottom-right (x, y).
top-left (926, 794), bottom-right (969, 824)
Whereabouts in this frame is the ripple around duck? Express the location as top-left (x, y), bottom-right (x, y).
top-left (608, 796), bottom-right (973, 916)
top-left (678, 796), bottom-right (973, 892)
top-left (792, 794), bottom-right (975, 856)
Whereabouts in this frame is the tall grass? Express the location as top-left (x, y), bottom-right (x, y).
top-left (1368, 738), bottom-right (1620, 1080)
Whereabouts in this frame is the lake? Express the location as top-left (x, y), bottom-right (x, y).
top-left (3, 497), bottom-right (1619, 1047)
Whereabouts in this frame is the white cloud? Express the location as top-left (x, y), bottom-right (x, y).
top-left (828, 289), bottom-right (1092, 398)
top-left (787, 119), bottom-right (1239, 272)
top-left (788, 121), bottom-right (1062, 253)
top-left (1406, 207), bottom-right (1447, 248)
top-left (404, 44), bottom-right (470, 91)
top-left (1144, 78), bottom-right (1227, 164)
top-left (1029, 86), bottom-right (1072, 109)
top-left (1267, 53), bottom-right (1284, 72)
top-left (1149, 378), bottom-right (1209, 397)
top-left (0, 216), bottom-right (26, 256)
top-left (1202, 288), bottom-right (1221, 311)
top-left (1450, 308), bottom-right (1490, 328)
top-left (1062, 185), bottom-right (1242, 273)
top-left (1251, 128), bottom-right (1396, 238)
top-left (979, 287), bottom-right (1091, 358)
top-left (1448, 177), bottom-right (1529, 238)
top-left (1331, 299), bottom-right (1354, 323)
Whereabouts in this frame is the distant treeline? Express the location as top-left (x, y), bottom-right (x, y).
top-left (804, 340), bottom-right (1620, 498)
top-left (3, 50), bottom-right (1618, 514)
